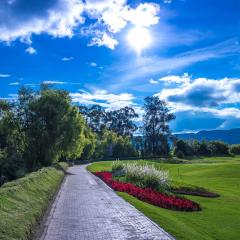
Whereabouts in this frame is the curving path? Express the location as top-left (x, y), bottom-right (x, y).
top-left (39, 165), bottom-right (174, 240)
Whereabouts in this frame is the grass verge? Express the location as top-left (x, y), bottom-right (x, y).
top-left (0, 165), bottom-right (66, 240)
top-left (87, 157), bottom-right (240, 240)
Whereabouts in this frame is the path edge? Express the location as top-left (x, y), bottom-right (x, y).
top-left (87, 167), bottom-right (175, 240)
top-left (33, 173), bottom-right (68, 240)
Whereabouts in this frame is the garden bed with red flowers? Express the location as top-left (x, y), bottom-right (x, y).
top-left (94, 171), bottom-right (201, 212)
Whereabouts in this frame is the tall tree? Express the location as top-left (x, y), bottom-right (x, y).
top-left (0, 100), bottom-right (25, 180)
top-left (105, 106), bottom-right (138, 137)
top-left (24, 88), bottom-right (86, 169)
top-left (142, 96), bottom-right (175, 156)
top-left (79, 105), bottom-right (138, 137)
top-left (79, 105), bottom-right (106, 134)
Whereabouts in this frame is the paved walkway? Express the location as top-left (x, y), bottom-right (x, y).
top-left (39, 165), bottom-right (174, 240)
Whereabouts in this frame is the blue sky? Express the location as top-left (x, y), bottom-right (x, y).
top-left (0, 0), bottom-right (240, 133)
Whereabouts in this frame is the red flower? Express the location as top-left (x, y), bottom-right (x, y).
top-left (94, 171), bottom-right (201, 212)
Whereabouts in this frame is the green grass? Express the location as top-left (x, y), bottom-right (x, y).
top-left (87, 156), bottom-right (240, 240)
top-left (0, 166), bottom-right (65, 240)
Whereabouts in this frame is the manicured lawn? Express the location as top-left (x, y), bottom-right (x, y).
top-left (87, 157), bottom-right (240, 240)
top-left (0, 163), bottom-right (67, 240)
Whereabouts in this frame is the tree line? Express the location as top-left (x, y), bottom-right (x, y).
top-left (1, 86), bottom-right (238, 183)
top-left (173, 139), bottom-right (240, 158)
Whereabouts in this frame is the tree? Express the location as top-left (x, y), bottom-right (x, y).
top-left (198, 140), bottom-right (211, 156)
top-left (79, 105), bottom-right (138, 137)
top-left (105, 107), bottom-right (138, 137)
top-left (133, 136), bottom-right (145, 157)
top-left (80, 124), bottom-right (97, 160)
top-left (93, 129), bottom-right (136, 159)
top-left (23, 88), bottom-right (86, 169)
top-left (0, 100), bottom-right (25, 180)
top-left (209, 141), bottom-right (229, 155)
top-left (173, 139), bottom-right (189, 156)
top-left (142, 96), bottom-right (175, 156)
top-left (79, 105), bottom-right (106, 134)
top-left (230, 144), bottom-right (240, 154)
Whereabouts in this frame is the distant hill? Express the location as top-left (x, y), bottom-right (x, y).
top-left (175, 128), bottom-right (240, 144)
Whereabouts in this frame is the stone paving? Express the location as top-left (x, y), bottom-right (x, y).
top-left (39, 165), bottom-right (175, 240)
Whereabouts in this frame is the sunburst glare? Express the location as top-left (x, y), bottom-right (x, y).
top-left (127, 26), bottom-right (152, 54)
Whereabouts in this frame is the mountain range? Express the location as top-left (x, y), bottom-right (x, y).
top-left (175, 128), bottom-right (240, 144)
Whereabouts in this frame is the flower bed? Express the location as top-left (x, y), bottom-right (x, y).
top-left (171, 187), bottom-right (220, 198)
top-left (94, 171), bottom-right (201, 212)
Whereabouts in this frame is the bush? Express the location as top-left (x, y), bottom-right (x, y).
top-left (230, 144), bottom-right (240, 154)
top-left (209, 141), bottom-right (229, 155)
top-left (112, 160), bottom-right (125, 177)
top-left (198, 140), bottom-right (211, 156)
top-left (174, 139), bottom-right (194, 156)
top-left (176, 150), bottom-right (185, 159)
top-left (122, 162), bottom-right (169, 190)
top-left (112, 160), bottom-right (124, 172)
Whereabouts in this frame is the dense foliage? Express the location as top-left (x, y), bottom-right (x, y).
top-left (0, 86), bottom-right (87, 180)
top-left (79, 105), bottom-right (138, 137)
top-left (1, 85), bottom-right (236, 183)
top-left (173, 139), bottom-right (230, 158)
top-left (229, 144), bottom-right (240, 154)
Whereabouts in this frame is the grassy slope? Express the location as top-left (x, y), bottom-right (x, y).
top-left (87, 157), bottom-right (240, 240)
top-left (0, 166), bottom-right (66, 240)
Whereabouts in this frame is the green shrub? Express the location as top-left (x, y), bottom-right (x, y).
top-left (112, 160), bottom-right (124, 173)
top-left (176, 150), bottom-right (185, 159)
top-left (230, 144), bottom-right (240, 154)
top-left (209, 141), bottom-right (229, 155)
top-left (112, 160), bottom-right (125, 177)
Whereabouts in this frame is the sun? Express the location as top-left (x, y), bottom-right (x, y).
top-left (127, 27), bottom-right (152, 54)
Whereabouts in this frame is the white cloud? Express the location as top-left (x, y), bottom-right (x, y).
top-left (153, 75), bottom-right (240, 127)
top-left (88, 32), bottom-right (119, 50)
top-left (159, 73), bottom-right (190, 85)
top-left (7, 93), bottom-right (18, 99)
top-left (90, 62), bottom-right (97, 67)
top-left (25, 46), bottom-right (37, 55)
top-left (164, 0), bottom-right (172, 4)
top-left (0, 0), bottom-right (160, 50)
top-left (0, 74), bottom-right (11, 77)
top-left (157, 77), bottom-right (240, 108)
top-left (123, 3), bottom-right (160, 27)
top-left (42, 81), bottom-right (67, 84)
top-left (149, 78), bottom-right (158, 84)
top-left (106, 38), bottom-right (240, 90)
top-left (9, 82), bottom-right (20, 85)
top-left (84, 1), bottom-right (159, 49)
top-left (133, 73), bottom-right (240, 131)
top-left (70, 89), bottom-right (136, 110)
top-left (0, 0), bottom-right (84, 43)
top-left (61, 56), bottom-right (74, 61)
